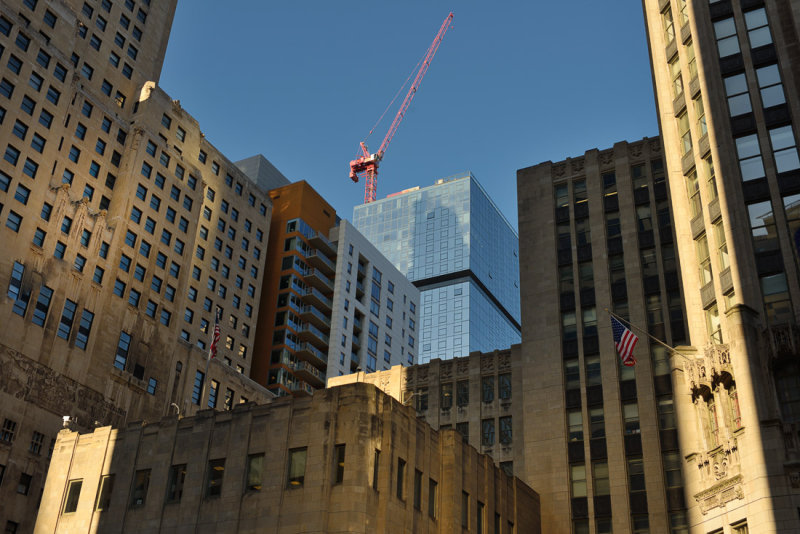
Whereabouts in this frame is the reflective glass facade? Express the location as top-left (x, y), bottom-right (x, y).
top-left (353, 174), bottom-right (520, 362)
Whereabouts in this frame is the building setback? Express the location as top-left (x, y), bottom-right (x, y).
top-left (34, 383), bottom-right (541, 533)
top-left (251, 180), bottom-right (419, 397)
top-left (0, 1), bottom-right (276, 531)
top-left (353, 173), bottom-right (521, 364)
top-left (642, 0), bottom-right (800, 532)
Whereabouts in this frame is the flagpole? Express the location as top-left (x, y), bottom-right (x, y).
top-left (604, 308), bottom-right (693, 362)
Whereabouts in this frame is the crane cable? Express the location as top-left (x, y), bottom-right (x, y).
top-left (361, 51), bottom-right (427, 153)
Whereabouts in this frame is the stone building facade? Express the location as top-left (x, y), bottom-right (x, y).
top-left (517, 138), bottom-right (689, 534)
top-left (0, 1), bottom-right (276, 531)
top-left (33, 383), bottom-right (540, 533)
top-left (329, 347), bottom-right (524, 480)
top-left (642, 0), bottom-right (800, 532)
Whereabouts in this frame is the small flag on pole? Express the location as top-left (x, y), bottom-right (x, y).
top-left (209, 310), bottom-right (220, 359)
top-left (611, 315), bottom-right (638, 367)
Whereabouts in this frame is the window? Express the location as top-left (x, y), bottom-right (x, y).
top-left (623, 402), bottom-right (640, 434)
top-left (246, 454), bottom-right (264, 491)
top-left (191, 371), bottom-right (204, 404)
top-left (714, 17), bottom-right (740, 58)
top-left (396, 457), bottom-right (406, 500)
top-left (668, 55), bottom-right (682, 99)
top-left (113, 331), bottom-right (131, 371)
top-left (166, 464), bottom-right (186, 502)
top-left (7, 262), bottom-right (27, 315)
top-left (462, 491), bottom-right (470, 528)
top-left (1, 419), bottom-right (17, 443)
top-left (736, 134), bottom-right (764, 181)
top-left (770, 125), bottom-right (800, 174)
top-left (57, 299), bottom-right (77, 339)
top-left (568, 409), bottom-right (583, 441)
top-left (724, 73), bottom-right (751, 117)
top-left (334, 444), bottom-right (345, 484)
top-left (481, 418), bottom-right (495, 446)
top-left (94, 475), bottom-right (114, 511)
top-left (570, 464), bottom-right (587, 497)
top-left (130, 469), bottom-right (150, 507)
top-left (678, 111), bottom-right (691, 155)
top-left (745, 8), bottom-right (771, 48)
top-left (757, 63), bottom-right (785, 108)
top-left (661, 6), bottom-right (674, 43)
top-left (287, 448), bottom-right (307, 487)
top-left (63, 479), bottom-right (82, 514)
top-left (696, 234), bottom-right (712, 284)
top-left (75, 310), bottom-right (94, 349)
top-left (481, 376), bottom-right (494, 403)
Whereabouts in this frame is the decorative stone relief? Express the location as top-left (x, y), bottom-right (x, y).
top-left (553, 164), bottom-right (566, 178)
top-left (694, 474), bottom-right (744, 515)
top-left (630, 143), bottom-right (643, 158)
top-left (480, 355), bottom-right (495, 373)
top-left (416, 366), bottom-right (428, 384)
top-left (457, 359), bottom-right (470, 375)
top-left (599, 151), bottom-right (614, 167)
top-left (498, 353), bottom-right (511, 371)
top-left (649, 138), bottom-right (662, 153)
top-left (571, 158), bottom-right (584, 173)
top-left (440, 362), bottom-right (452, 380)
top-left (0, 344), bottom-right (126, 427)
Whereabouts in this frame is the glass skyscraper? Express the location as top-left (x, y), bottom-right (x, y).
top-left (353, 173), bottom-right (520, 363)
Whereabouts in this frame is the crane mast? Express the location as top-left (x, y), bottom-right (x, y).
top-left (350, 12), bottom-right (453, 204)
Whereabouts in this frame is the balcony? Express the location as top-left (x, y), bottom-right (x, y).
top-left (352, 314), bottom-right (363, 334)
top-left (289, 380), bottom-right (314, 396)
top-left (351, 334), bottom-right (361, 351)
top-left (357, 262), bottom-right (366, 278)
top-left (295, 341), bottom-right (328, 369)
top-left (298, 322), bottom-right (330, 351)
top-left (309, 231), bottom-right (337, 257)
top-left (306, 249), bottom-right (336, 275)
top-left (304, 268), bottom-right (334, 294)
top-left (302, 287), bottom-right (332, 313)
top-left (299, 304), bottom-right (331, 331)
top-left (292, 360), bottom-right (325, 388)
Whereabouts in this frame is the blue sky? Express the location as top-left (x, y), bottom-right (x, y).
top-left (160, 1), bottom-right (658, 230)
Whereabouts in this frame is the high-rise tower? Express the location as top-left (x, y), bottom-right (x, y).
top-left (353, 173), bottom-right (521, 364)
top-left (0, 2), bottom-right (275, 530)
top-left (642, 0), bottom-right (800, 531)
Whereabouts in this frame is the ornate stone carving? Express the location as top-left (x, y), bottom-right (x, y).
top-left (570, 158), bottom-right (584, 173)
top-left (0, 344), bottom-right (126, 427)
top-left (498, 353), bottom-right (511, 371)
top-left (480, 355), bottom-right (495, 373)
top-left (649, 138), bottom-right (662, 153)
top-left (694, 474), bottom-right (745, 515)
top-left (417, 366), bottom-right (428, 384)
top-left (599, 151), bottom-right (614, 167)
top-left (456, 359), bottom-right (470, 375)
top-left (440, 362), bottom-right (452, 380)
top-left (630, 143), bottom-right (643, 158)
top-left (553, 164), bottom-right (566, 177)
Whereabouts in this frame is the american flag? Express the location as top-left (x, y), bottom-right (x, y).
top-left (209, 310), bottom-right (220, 359)
top-left (611, 315), bottom-right (638, 367)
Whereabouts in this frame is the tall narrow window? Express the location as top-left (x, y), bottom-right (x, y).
top-left (694, 95), bottom-right (707, 137)
top-left (396, 457), bottom-right (406, 500)
top-left (462, 491), bottom-right (470, 528)
top-left (166, 464), bottom-right (186, 502)
top-left (130, 469), bottom-right (150, 507)
top-left (246, 454), bottom-right (264, 491)
top-left (769, 125), bottom-right (800, 174)
top-left (714, 221), bottom-right (729, 270)
top-left (191, 370), bottom-right (204, 404)
top-left (756, 64), bottom-right (785, 108)
top-left (428, 478), bottom-right (437, 519)
top-left (570, 464), bottom-right (587, 497)
top-left (706, 304), bottom-right (722, 343)
top-left (333, 445), bottom-right (345, 484)
top-left (288, 448), bottom-right (307, 487)
top-left (568, 409), bottom-right (583, 441)
top-left (662, 6), bottom-right (674, 43)
top-left (113, 331), bottom-right (131, 371)
top-left (94, 474), bottom-right (114, 511)
top-left (206, 459), bottom-right (225, 497)
top-left (706, 157), bottom-right (718, 200)
top-left (686, 171), bottom-right (701, 218)
top-left (477, 501), bottom-right (485, 534)
top-left (669, 55), bottom-right (682, 99)
top-left (481, 419), bottom-right (495, 446)
top-left (696, 234), bottom-right (712, 284)
top-left (63, 479), bottom-right (83, 514)
top-left (744, 8), bottom-right (771, 48)
top-left (714, 17), bottom-right (740, 58)
top-left (678, 111), bottom-right (692, 155)
top-left (31, 286), bottom-right (53, 326)
top-left (372, 449), bottom-right (380, 490)
top-left (413, 469), bottom-right (422, 510)
top-left (724, 73), bottom-right (751, 117)
top-left (748, 200), bottom-right (778, 252)
top-left (593, 462), bottom-right (610, 496)
top-left (736, 134), bottom-right (765, 181)
top-left (685, 40), bottom-right (697, 78)
top-left (623, 402), bottom-right (640, 435)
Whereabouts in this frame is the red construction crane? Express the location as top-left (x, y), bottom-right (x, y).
top-left (349, 12), bottom-right (454, 204)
